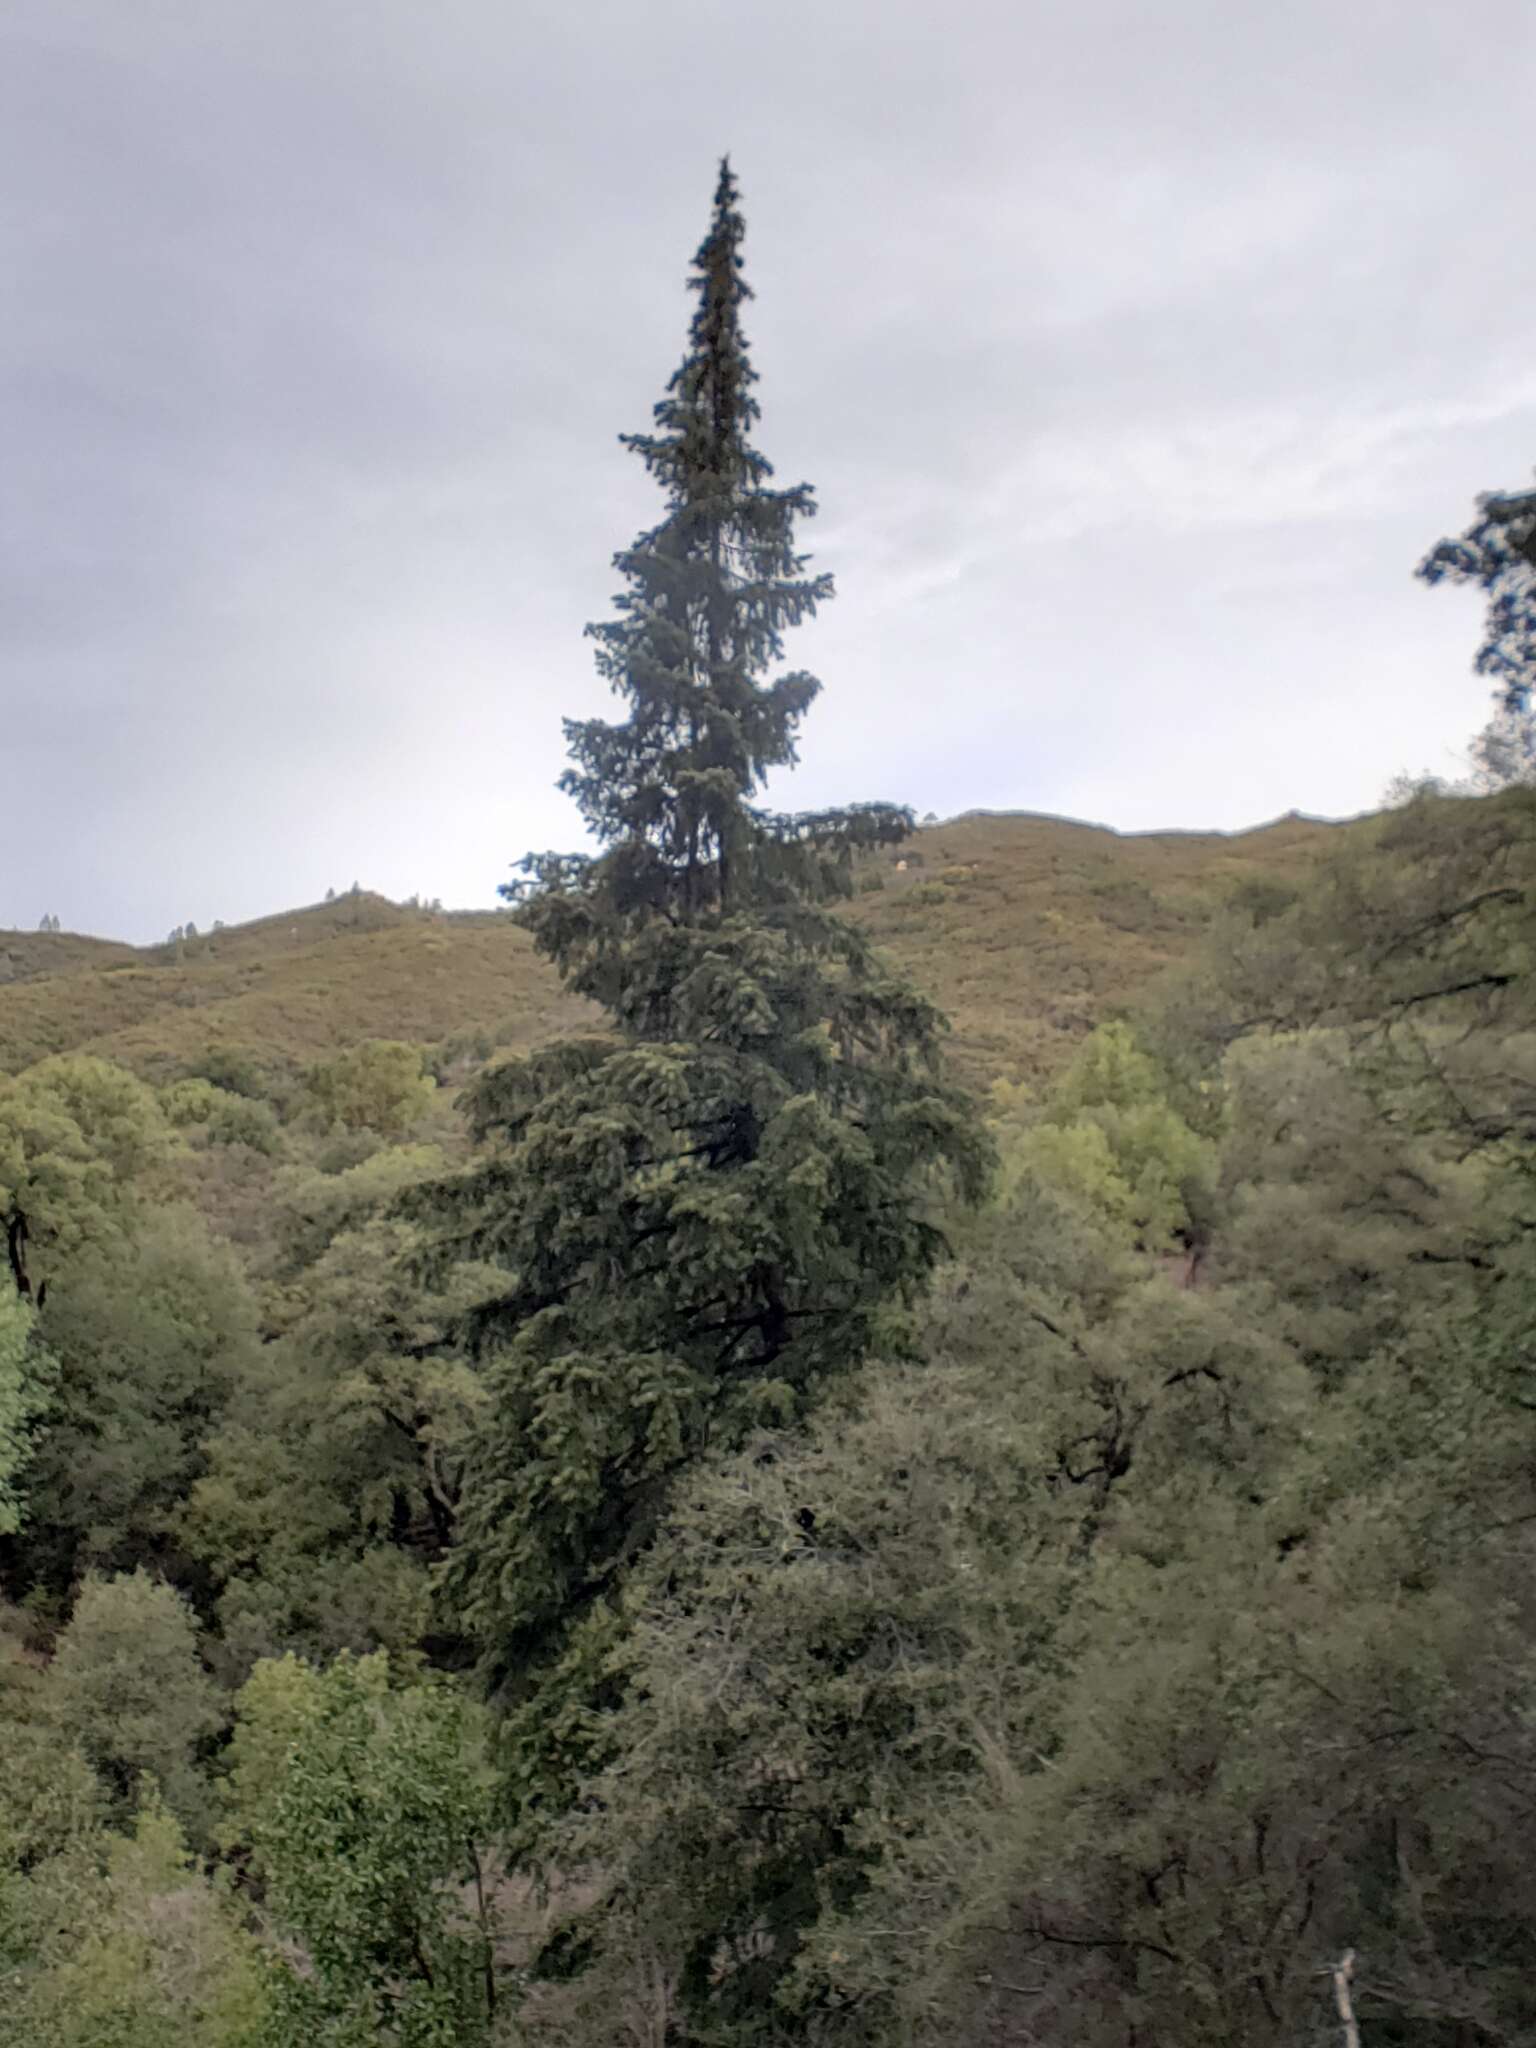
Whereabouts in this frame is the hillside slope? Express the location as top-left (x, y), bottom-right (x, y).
top-left (0, 930), bottom-right (139, 986)
top-left (848, 809), bottom-right (1345, 1085)
top-left (0, 812), bottom-right (1349, 1089)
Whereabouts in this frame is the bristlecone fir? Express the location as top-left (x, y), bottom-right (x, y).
top-left (418, 160), bottom-right (987, 1786)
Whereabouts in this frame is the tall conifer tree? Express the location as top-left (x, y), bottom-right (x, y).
top-left (423, 161), bottom-right (986, 1781)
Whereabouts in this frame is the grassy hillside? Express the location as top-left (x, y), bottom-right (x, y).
top-left (0, 812), bottom-right (1349, 1089)
top-left (0, 930), bottom-right (138, 985)
top-left (844, 808), bottom-right (1346, 1087)
top-left (0, 895), bottom-right (593, 1081)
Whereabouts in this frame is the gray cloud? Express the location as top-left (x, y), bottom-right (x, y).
top-left (4, 0), bottom-right (1534, 939)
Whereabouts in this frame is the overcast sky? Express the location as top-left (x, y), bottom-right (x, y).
top-left (4, 0), bottom-right (1534, 942)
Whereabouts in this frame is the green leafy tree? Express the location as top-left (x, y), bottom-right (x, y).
top-left (270, 1143), bottom-right (450, 1277)
top-left (518, 762), bottom-right (1536, 2045)
top-left (231, 1652), bottom-right (499, 2047)
top-left (161, 1079), bottom-right (284, 1157)
top-left (186, 1043), bottom-right (299, 1109)
top-left (0, 1056), bottom-right (178, 1300)
top-left (186, 1207), bottom-right (481, 1680)
top-left (45, 1570), bottom-right (221, 1835)
top-left (303, 1041), bottom-right (436, 1138)
top-left (17, 1205), bottom-right (264, 1594)
top-left (538, 1139), bottom-right (1536, 2046)
top-left (0, 1291), bottom-right (53, 1534)
top-left (514, 1176), bottom-right (1305, 2045)
top-left (218, 1651), bottom-right (325, 1851)
top-left (418, 158), bottom-right (986, 1784)
top-left (2, 1788), bottom-right (268, 2048)
top-left (992, 1023), bottom-right (1215, 1252)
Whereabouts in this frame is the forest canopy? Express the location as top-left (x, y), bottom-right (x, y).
top-left (3, 165), bottom-right (1535, 2048)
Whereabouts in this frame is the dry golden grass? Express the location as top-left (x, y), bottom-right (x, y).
top-left (844, 809), bottom-right (1349, 1089)
top-left (0, 896), bottom-right (590, 1080)
top-left (0, 930), bottom-right (139, 985)
top-left (0, 813), bottom-right (1352, 1089)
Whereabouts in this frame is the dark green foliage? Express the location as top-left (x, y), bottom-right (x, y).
top-left (16, 1207), bottom-right (262, 1599)
top-left (184, 1209), bottom-right (478, 1680)
top-left (1418, 469), bottom-right (1536, 714)
top-left (508, 777), bottom-right (1536, 2047)
top-left (544, 157), bottom-right (860, 916)
top-left (183, 1043), bottom-right (301, 1111)
top-left (419, 163), bottom-right (987, 1765)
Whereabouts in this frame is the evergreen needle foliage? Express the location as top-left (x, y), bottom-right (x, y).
top-left (1418, 469), bottom-right (1536, 716)
top-left (420, 162), bottom-right (988, 1772)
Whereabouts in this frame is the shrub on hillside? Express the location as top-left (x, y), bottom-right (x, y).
top-left (301, 1041), bottom-right (436, 1138)
top-left (160, 1080), bottom-right (282, 1156)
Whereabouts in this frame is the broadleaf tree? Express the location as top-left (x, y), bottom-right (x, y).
top-left (418, 158), bottom-right (988, 1804)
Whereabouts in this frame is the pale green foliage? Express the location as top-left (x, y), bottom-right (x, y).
top-left (0, 1289), bottom-right (53, 1533)
top-left (911, 1257), bottom-right (1536, 2048)
top-left (46, 1571), bottom-right (221, 1833)
top-left (3, 1612), bottom-right (262, 2041)
top-left (0, 1682), bottom-right (104, 1887)
top-left (0, 1054), bottom-right (177, 1266)
top-left (12, 1054), bottom-right (178, 1186)
top-left (161, 1078), bottom-right (283, 1156)
top-left (1050, 1016), bottom-right (1166, 1114)
top-left (303, 1040), bottom-right (436, 1137)
top-left (234, 1652), bottom-right (499, 2046)
top-left (1219, 1029), bottom-right (1498, 1373)
top-left (1, 1785), bottom-right (268, 2048)
top-left (1141, 785), bottom-right (1536, 1154)
top-left (0, 1719), bottom-right (110, 2019)
top-left (219, 1650), bottom-right (329, 1860)
top-left (991, 1022), bottom-right (1215, 1249)
top-left (996, 1117), bottom-right (1134, 1228)
top-left (162, 1078), bottom-right (227, 1126)
top-left (271, 1142), bottom-right (448, 1274)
